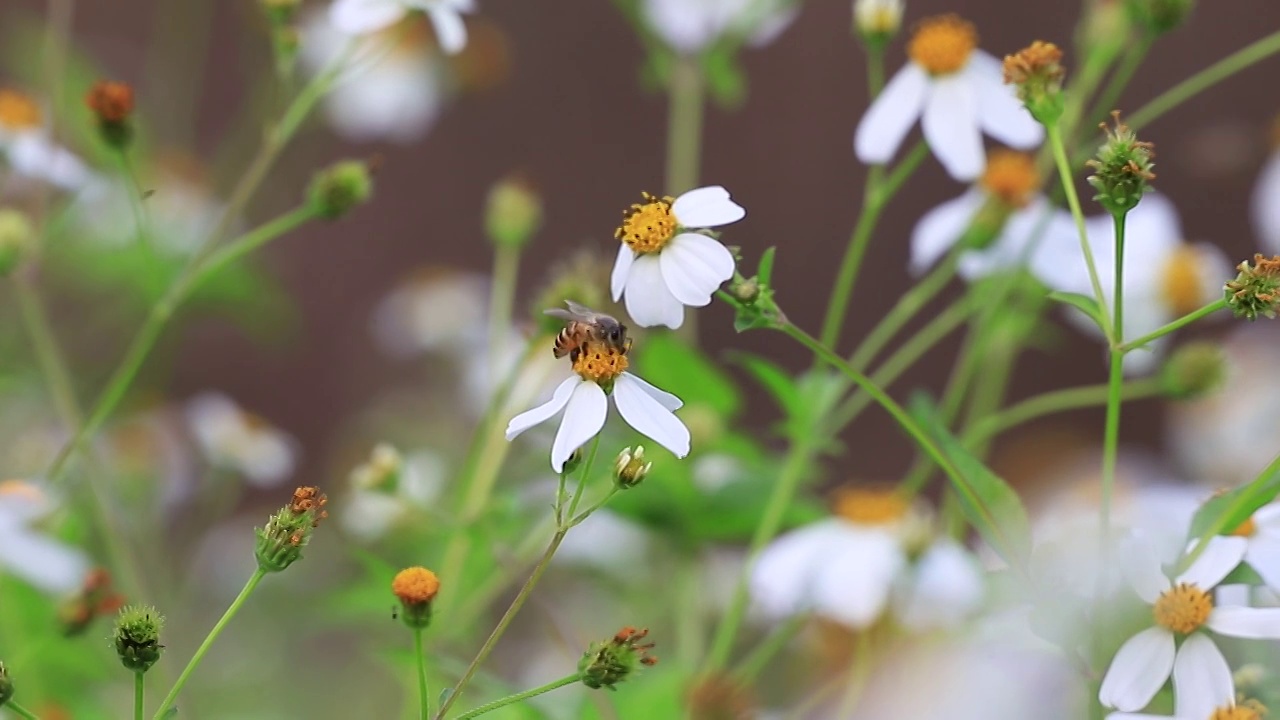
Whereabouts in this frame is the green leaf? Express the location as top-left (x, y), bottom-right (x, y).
top-left (909, 394), bottom-right (1031, 568)
top-left (633, 333), bottom-right (740, 417)
top-left (1187, 454), bottom-right (1280, 541)
top-left (159, 709), bottom-right (179, 720)
top-left (729, 352), bottom-right (799, 420)
top-left (757, 246), bottom-right (777, 286)
top-left (1047, 291), bottom-right (1106, 333)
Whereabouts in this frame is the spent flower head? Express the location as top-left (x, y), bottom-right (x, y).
top-left (1159, 341), bottom-right (1227, 399)
top-left (392, 566), bottom-right (440, 629)
top-left (112, 605), bottom-right (164, 673)
top-left (579, 626), bottom-right (658, 690)
top-left (85, 80), bottom-right (135, 149)
top-left (255, 486), bottom-right (328, 573)
top-left (1086, 112), bottom-right (1156, 216)
top-left (614, 446), bottom-right (651, 488)
top-left (0, 209), bottom-right (34, 277)
top-left (1002, 41), bottom-right (1065, 125)
top-left (1225, 254), bottom-right (1280, 320)
top-left (485, 173), bottom-right (542, 249)
top-left (307, 160), bottom-right (374, 220)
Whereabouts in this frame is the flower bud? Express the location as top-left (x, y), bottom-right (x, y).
top-left (1003, 41), bottom-right (1066, 125)
top-left (726, 276), bottom-right (760, 305)
top-left (1159, 341), bottom-right (1226, 399)
top-left (261, 0), bottom-right (302, 24)
top-left (1126, 0), bottom-right (1194, 35)
top-left (392, 566), bottom-right (440, 629)
top-left (0, 209), bottom-right (34, 277)
top-left (853, 0), bottom-right (903, 45)
top-left (307, 160), bottom-right (374, 220)
top-left (113, 605), bottom-right (164, 673)
top-left (85, 81), bottom-right (135, 149)
top-left (579, 626), bottom-right (657, 690)
top-left (351, 443), bottom-right (404, 491)
top-left (0, 662), bottom-right (12, 708)
top-left (255, 486), bottom-right (328, 573)
top-left (485, 174), bottom-right (542, 249)
top-left (1225, 254), bottom-right (1280, 320)
top-left (1086, 112), bottom-right (1155, 216)
top-left (561, 448), bottom-right (583, 476)
top-left (613, 446), bottom-right (651, 489)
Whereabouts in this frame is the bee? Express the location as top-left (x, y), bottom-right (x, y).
top-left (545, 300), bottom-right (631, 362)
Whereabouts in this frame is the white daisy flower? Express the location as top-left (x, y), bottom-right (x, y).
top-left (909, 148), bottom-right (1076, 279)
top-left (184, 392), bottom-right (298, 487)
top-left (372, 268), bottom-right (490, 357)
top-left (641, 0), bottom-right (798, 55)
top-left (342, 444), bottom-right (447, 542)
top-left (1106, 633), bottom-right (1260, 720)
top-left (0, 480), bottom-right (90, 594)
top-left (0, 88), bottom-right (93, 191)
top-left (329, 0), bottom-right (473, 54)
top-left (1217, 503), bottom-right (1280, 596)
top-left (1250, 139), bottom-right (1280, 255)
top-left (504, 335), bottom-right (689, 473)
top-left (302, 10), bottom-right (446, 143)
top-left (854, 15), bottom-right (1043, 181)
top-left (1031, 193), bottom-right (1232, 374)
top-left (1098, 534), bottom-right (1280, 713)
top-left (610, 186), bottom-right (744, 329)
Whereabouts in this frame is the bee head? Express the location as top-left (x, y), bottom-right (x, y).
top-left (607, 325), bottom-right (626, 344)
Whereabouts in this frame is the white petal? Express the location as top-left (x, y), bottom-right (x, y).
top-left (909, 189), bottom-right (984, 275)
top-left (505, 376), bottom-right (579, 440)
top-left (1105, 715), bottom-right (1174, 720)
top-left (750, 520), bottom-right (848, 617)
top-left (1175, 536), bottom-right (1247, 590)
top-left (1205, 606), bottom-right (1280, 639)
top-left (9, 135), bottom-right (93, 190)
top-left (324, 60), bottom-right (442, 143)
top-left (854, 64), bottom-right (929, 165)
top-left (969, 51), bottom-right (1043, 149)
top-left (1245, 535), bottom-right (1280, 592)
top-left (1251, 152), bottom-right (1280, 255)
top-left (671, 186), bottom-right (746, 228)
top-left (0, 529), bottom-right (90, 595)
top-left (426, 6), bottom-right (468, 54)
top-left (1098, 627), bottom-right (1176, 712)
top-left (1117, 193), bottom-right (1185, 291)
top-left (550, 381), bottom-right (608, 473)
top-left (921, 74), bottom-right (984, 181)
top-left (617, 372), bottom-right (682, 411)
top-left (642, 0), bottom-right (717, 54)
top-left (659, 233), bottom-right (735, 306)
top-left (329, 0), bottom-right (407, 35)
top-left (812, 529), bottom-right (906, 628)
top-left (1252, 501), bottom-right (1280, 531)
top-left (613, 373), bottom-right (690, 458)
top-left (895, 540), bottom-right (985, 631)
top-left (611, 245), bottom-right (636, 301)
top-left (1172, 633), bottom-right (1234, 720)
top-left (1183, 242), bottom-right (1235, 308)
top-left (623, 254), bottom-right (685, 329)
top-left (1122, 535), bottom-right (1172, 604)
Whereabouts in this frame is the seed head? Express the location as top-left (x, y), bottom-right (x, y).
top-left (613, 446), bottom-right (651, 489)
top-left (392, 566), bottom-right (440, 629)
top-left (579, 626), bottom-right (658, 690)
top-left (1159, 341), bottom-right (1226, 400)
top-left (255, 486), bottom-right (328, 573)
top-left (1086, 112), bottom-right (1155, 216)
top-left (113, 605), bottom-right (165, 673)
top-left (1225, 255), bottom-right (1280, 320)
top-left (485, 173), bottom-right (542, 249)
top-left (307, 160), bottom-right (374, 220)
top-left (85, 81), bottom-right (135, 148)
top-left (1003, 41), bottom-right (1066, 124)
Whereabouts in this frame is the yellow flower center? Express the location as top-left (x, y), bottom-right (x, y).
top-left (572, 341), bottom-right (630, 384)
top-left (1153, 583), bottom-right (1213, 634)
top-left (392, 566), bottom-right (440, 605)
top-left (908, 15), bottom-right (978, 76)
top-left (1210, 700), bottom-right (1267, 720)
top-left (833, 487), bottom-right (910, 526)
top-left (0, 90), bottom-right (42, 131)
top-left (615, 192), bottom-right (677, 254)
top-left (1232, 516), bottom-right (1258, 538)
top-left (1160, 244), bottom-right (1207, 316)
top-left (980, 150), bottom-right (1040, 208)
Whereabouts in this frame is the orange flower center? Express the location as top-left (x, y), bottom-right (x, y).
top-left (615, 192), bottom-right (677, 254)
top-left (572, 341), bottom-right (630, 384)
top-left (392, 566), bottom-right (440, 605)
top-left (1210, 700), bottom-right (1267, 720)
top-left (1232, 516), bottom-right (1257, 538)
top-left (908, 15), bottom-right (978, 76)
top-left (1153, 582), bottom-right (1213, 634)
top-left (833, 488), bottom-right (910, 526)
top-left (1160, 244), bottom-right (1207, 316)
top-left (0, 90), bottom-right (42, 131)
top-left (980, 150), bottom-right (1040, 208)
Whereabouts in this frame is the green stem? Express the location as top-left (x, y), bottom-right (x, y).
top-left (833, 631), bottom-right (874, 718)
top-left (846, 251), bottom-right (959, 372)
top-left (1100, 212), bottom-right (1128, 545)
top-left (564, 435), bottom-right (602, 523)
top-left (1127, 29), bottom-right (1280, 131)
top-left (5, 701), bottom-right (40, 720)
top-left (664, 57), bottom-right (704, 196)
top-left (674, 556), bottom-right (706, 670)
top-left (190, 207), bottom-right (319, 289)
top-left (135, 671), bottom-right (145, 720)
top-left (453, 674), bottom-right (581, 720)
top-left (568, 485), bottom-right (620, 528)
top-left (818, 141), bottom-right (929, 350)
top-left (118, 148), bottom-right (152, 242)
top-left (1046, 123), bottom-right (1112, 341)
top-left (1120, 299), bottom-right (1227, 351)
top-left (964, 379), bottom-right (1163, 446)
top-left (731, 611), bottom-right (808, 683)
top-left (486, 243), bottom-right (521, 363)
top-left (865, 41), bottom-right (886, 97)
top-left (152, 568), bottom-right (267, 719)
top-left (1060, 36), bottom-right (1125, 143)
top-left (1082, 36), bottom-right (1153, 131)
top-left (414, 627), bottom-right (430, 720)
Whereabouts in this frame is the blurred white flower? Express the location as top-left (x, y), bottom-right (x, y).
top-left (372, 268), bottom-right (489, 357)
top-left (1250, 143), bottom-right (1280, 254)
top-left (1226, 503), bottom-right (1280, 595)
top-left (854, 15), bottom-right (1041, 181)
top-left (329, 0), bottom-right (473, 54)
top-left (185, 392), bottom-right (298, 487)
top-left (0, 480), bottom-right (90, 594)
top-left (611, 186), bottom-right (744, 329)
top-left (302, 11), bottom-right (447, 144)
top-left (891, 539), bottom-right (985, 631)
top-left (342, 445), bottom-right (447, 541)
top-left (1098, 535), bottom-right (1279, 713)
top-left (853, 0), bottom-right (904, 38)
top-left (641, 0), bottom-right (798, 55)
top-left (1031, 193), bottom-right (1232, 374)
top-left (0, 88), bottom-right (93, 191)
top-left (554, 509), bottom-right (654, 574)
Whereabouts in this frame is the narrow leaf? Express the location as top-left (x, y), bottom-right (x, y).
top-left (757, 246), bottom-right (777, 286)
top-left (1188, 453), bottom-right (1280, 541)
top-left (1047, 291), bottom-right (1106, 333)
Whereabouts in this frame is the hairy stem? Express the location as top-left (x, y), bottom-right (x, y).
top-left (453, 674), bottom-right (581, 720)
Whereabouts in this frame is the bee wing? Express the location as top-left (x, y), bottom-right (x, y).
top-left (544, 299), bottom-right (606, 323)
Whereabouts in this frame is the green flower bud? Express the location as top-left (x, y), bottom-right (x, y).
top-left (1225, 254), bottom-right (1280, 321)
top-left (0, 662), bottom-right (13, 708)
top-left (613, 446), bottom-right (651, 489)
top-left (726, 276), bottom-right (760, 305)
top-left (255, 486), bottom-right (328, 573)
top-left (1002, 42), bottom-right (1067, 125)
top-left (531, 250), bottom-right (612, 336)
top-left (853, 0), bottom-right (903, 46)
top-left (307, 161), bottom-right (374, 220)
top-left (1086, 113), bottom-right (1156, 216)
top-left (1160, 341), bottom-right (1226, 399)
top-left (1126, 0), bottom-right (1194, 35)
top-left (113, 605), bottom-right (165, 673)
top-left (485, 174), bottom-right (542, 249)
top-left (0, 209), bottom-right (34, 277)
top-left (579, 626), bottom-right (657, 690)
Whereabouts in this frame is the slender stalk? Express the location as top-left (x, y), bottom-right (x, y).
top-left (1082, 36), bottom-right (1153, 131)
top-left (865, 41), bottom-right (886, 97)
top-left (152, 568), bottom-right (267, 719)
top-left (1120, 299), bottom-right (1227, 351)
top-left (674, 556), bottom-right (706, 670)
top-left (664, 57), bottom-right (704, 196)
top-left (486, 244), bottom-right (521, 365)
top-left (847, 251), bottom-right (959, 372)
top-left (1046, 123), bottom-right (1112, 341)
top-left (833, 631), bottom-right (875, 719)
top-left (1100, 212), bottom-right (1128, 544)
top-left (453, 674), bottom-right (581, 720)
top-left (568, 486), bottom-right (620, 528)
top-left (117, 149), bottom-right (152, 242)
top-left (5, 701), bottom-right (40, 720)
top-left (732, 611), bottom-right (808, 682)
top-left (135, 671), bottom-right (145, 720)
top-left (12, 280), bottom-right (81, 429)
top-left (190, 207), bottom-right (319, 289)
top-left (413, 627), bottom-right (430, 720)
top-left (964, 379), bottom-right (1163, 446)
